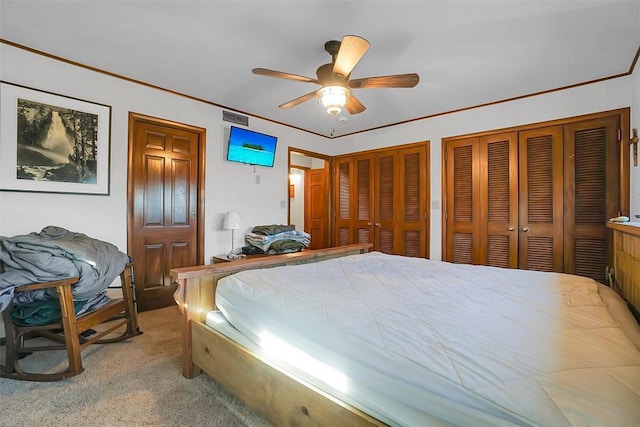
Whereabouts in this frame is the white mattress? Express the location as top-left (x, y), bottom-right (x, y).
top-left (210, 251), bottom-right (640, 427)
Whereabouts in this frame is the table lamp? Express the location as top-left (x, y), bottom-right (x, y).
top-left (223, 211), bottom-right (242, 255)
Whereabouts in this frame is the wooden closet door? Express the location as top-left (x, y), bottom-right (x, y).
top-left (333, 154), bottom-right (375, 246)
top-left (374, 151), bottom-right (396, 253)
top-left (444, 110), bottom-right (628, 273)
top-left (445, 138), bottom-right (479, 264)
top-left (563, 116), bottom-right (619, 282)
top-left (334, 157), bottom-right (353, 246)
top-left (518, 125), bottom-right (564, 272)
top-left (479, 132), bottom-right (519, 268)
top-left (397, 145), bottom-right (429, 257)
top-left (372, 145), bottom-right (429, 257)
top-left (445, 134), bottom-right (517, 266)
top-left (334, 143), bottom-right (429, 257)
top-left (354, 154), bottom-right (375, 246)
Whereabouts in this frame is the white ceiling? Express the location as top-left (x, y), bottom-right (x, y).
top-left (1, 0), bottom-right (639, 138)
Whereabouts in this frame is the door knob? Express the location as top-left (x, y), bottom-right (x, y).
top-left (367, 222), bottom-right (372, 226)
top-left (508, 226), bottom-right (515, 231)
top-left (375, 223), bottom-right (381, 227)
top-left (522, 226), bottom-right (529, 232)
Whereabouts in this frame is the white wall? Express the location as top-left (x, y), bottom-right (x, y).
top-left (1, 43), bottom-right (636, 264)
top-left (332, 77), bottom-right (634, 260)
top-left (0, 44), bottom-right (327, 260)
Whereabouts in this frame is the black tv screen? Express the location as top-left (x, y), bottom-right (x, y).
top-left (226, 126), bottom-right (278, 167)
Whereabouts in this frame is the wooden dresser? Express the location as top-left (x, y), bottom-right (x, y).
top-left (607, 222), bottom-right (640, 314)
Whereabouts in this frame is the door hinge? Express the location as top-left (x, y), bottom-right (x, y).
top-left (617, 128), bottom-right (622, 142)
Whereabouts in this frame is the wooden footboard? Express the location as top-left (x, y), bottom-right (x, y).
top-left (170, 244), bottom-right (375, 422)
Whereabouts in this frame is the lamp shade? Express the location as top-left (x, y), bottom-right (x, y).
top-left (223, 211), bottom-right (242, 230)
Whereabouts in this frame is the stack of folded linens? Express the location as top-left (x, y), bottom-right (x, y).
top-left (244, 224), bottom-right (310, 254)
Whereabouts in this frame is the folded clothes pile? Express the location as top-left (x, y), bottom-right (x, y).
top-left (244, 224), bottom-right (311, 254)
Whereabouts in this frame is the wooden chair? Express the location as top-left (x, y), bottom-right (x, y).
top-left (0, 263), bottom-right (141, 381)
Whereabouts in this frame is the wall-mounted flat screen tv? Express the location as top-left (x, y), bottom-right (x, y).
top-left (226, 126), bottom-right (278, 167)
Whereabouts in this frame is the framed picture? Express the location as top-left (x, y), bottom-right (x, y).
top-left (0, 82), bottom-right (111, 195)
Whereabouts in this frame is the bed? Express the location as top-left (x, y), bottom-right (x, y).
top-left (170, 243), bottom-right (640, 426)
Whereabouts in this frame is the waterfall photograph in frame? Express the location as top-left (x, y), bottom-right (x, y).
top-left (0, 82), bottom-right (111, 195)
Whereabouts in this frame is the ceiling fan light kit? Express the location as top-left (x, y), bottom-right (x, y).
top-left (318, 85), bottom-right (351, 115)
top-left (252, 35), bottom-right (419, 117)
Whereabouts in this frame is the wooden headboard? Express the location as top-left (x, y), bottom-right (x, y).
top-left (170, 243), bottom-right (373, 378)
top-left (607, 222), bottom-right (640, 320)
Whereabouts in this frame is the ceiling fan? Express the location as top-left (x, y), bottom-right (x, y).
top-left (252, 35), bottom-right (420, 116)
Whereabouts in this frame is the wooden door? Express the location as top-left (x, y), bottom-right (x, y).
top-left (563, 116), bottom-right (619, 282)
top-left (334, 154), bottom-right (375, 247)
top-left (334, 143), bottom-right (429, 257)
top-left (334, 156), bottom-right (353, 246)
top-left (354, 153), bottom-right (375, 246)
top-left (445, 137), bottom-right (479, 264)
top-left (445, 133), bottom-right (518, 267)
top-left (518, 125), bottom-right (564, 272)
top-left (479, 132), bottom-right (519, 268)
top-left (374, 151), bottom-right (396, 254)
top-left (128, 113), bottom-right (204, 311)
top-left (444, 110), bottom-right (629, 273)
top-left (304, 162), bottom-right (330, 249)
top-left (393, 145), bottom-right (429, 257)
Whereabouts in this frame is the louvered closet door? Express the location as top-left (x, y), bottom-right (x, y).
top-left (518, 126), bottom-right (564, 272)
top-left (375, 151), bottom-right (397, 254)
top-left (445, 138), bottom-right (479, 264)
top-left (397, 145), bottom-right (429, 257)
top-left (479, 132), bottom-right (519, 268)
top-left (563, 116), bottom-right (619, 282)
top-left (334, 143), bottom-right (429, 256)
top-left (334, 157), bottom-right (353, 246)
top-left (354, 154), bottom-right (375, 246)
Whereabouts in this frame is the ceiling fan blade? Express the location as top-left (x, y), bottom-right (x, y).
top-left (252, 68), bottom-right (319, 84)
top-left (332, 35), bottom-right (370, 78)
top-left (345, 95), bottom-right (366, 115)
top-left (349, 73), bottom-right (420, 89)
top-left (279, 90), bottom-right (318, 109)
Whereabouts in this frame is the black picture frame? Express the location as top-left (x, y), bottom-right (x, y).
top-left (0, 81), bottom-right (111, 195)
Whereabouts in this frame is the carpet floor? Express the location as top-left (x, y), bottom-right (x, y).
top-left (0, 305), bottom-right (271, 427)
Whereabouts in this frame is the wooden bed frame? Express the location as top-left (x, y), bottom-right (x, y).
top-left (171, 236), bottom-right (640, 426)
top-left (170, 243), bottom-right (384, 426)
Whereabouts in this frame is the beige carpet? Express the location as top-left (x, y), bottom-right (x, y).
top-left (0, 305), bottom-right (271, 427)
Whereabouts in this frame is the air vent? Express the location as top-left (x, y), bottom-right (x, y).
top-left (222, 111), bottom-right (249, 126)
